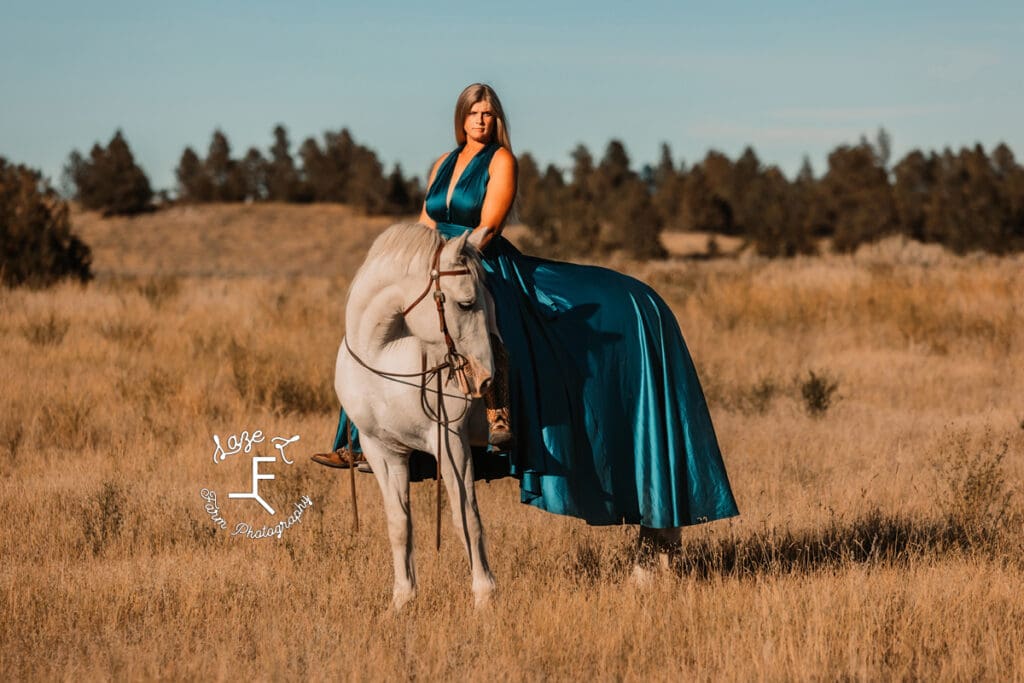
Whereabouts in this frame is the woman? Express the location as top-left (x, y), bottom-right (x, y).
top-left (314, 83), bottom-right (738, 533)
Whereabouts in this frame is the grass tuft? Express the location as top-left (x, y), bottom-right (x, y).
top-left (138, 276), bottom-right (180, 308)
top-left (22, 313), bottom-right (70, 346)
top-left (81, 481), bottom-right (126, 557)
top-left (799, 369), bottom-right (840, 417)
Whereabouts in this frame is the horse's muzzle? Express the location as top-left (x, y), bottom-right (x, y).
top-left (452, 354), bottom-right (493, 398)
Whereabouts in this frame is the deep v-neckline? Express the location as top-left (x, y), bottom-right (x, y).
top-left (445, 144), bottom-right (489, 210)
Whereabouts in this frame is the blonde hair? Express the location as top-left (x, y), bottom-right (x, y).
top-left (454, 83), bottom-right (512, 151)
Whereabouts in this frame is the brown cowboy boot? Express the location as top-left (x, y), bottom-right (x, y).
top-left (310, 446), bottom-right (364, 469)
top-left (311, 419), bottom-right (367, 469)
top-left (485, 336), bottom-right (514, 449)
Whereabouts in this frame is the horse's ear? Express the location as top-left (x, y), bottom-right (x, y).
top-left (444, 231), bottom-right (471, 259)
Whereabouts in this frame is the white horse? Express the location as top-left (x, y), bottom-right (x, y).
top-left (336, 224), bottom-right (686, 607)
top-left (335, 223), bottom-right (497, 610)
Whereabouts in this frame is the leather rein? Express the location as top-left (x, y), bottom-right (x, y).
top-left (342, 240), bottom-right (475, 550)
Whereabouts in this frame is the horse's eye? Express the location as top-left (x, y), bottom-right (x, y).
top-left (457, 300), bottom-right (475, 311)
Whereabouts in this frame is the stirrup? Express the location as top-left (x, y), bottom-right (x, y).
top-left (310, 447), bottom-right (363, 469)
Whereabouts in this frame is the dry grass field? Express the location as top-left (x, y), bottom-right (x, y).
top-left (2, 203), bottom-right (1023, 680)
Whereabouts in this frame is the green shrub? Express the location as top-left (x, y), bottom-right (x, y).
top-left (0, 158), bottom-right (93, 288)
top-left (934, 429), bottom-right (1018, 546)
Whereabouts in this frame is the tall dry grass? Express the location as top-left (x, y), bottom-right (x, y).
top-left (1, 205), bottom-right (1022, 680)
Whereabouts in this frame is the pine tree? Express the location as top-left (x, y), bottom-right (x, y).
top-left (747, 166), bottom-right (816, 257)
top-left (700, 151), bottom-right (737, 234)
top-left (617, 177), bottom-right (666, 258)
top-left (561, 144), bottom-right (602, 254)
top-left (384, 164), bottom-right (411, 215)
top-left (892, 150), bottom-right (936, 241)
top-left (652, 143), bottom-right (686, 231)
top-left (874, 127), bottom-right (893, 170)
top-left (924, 145), bottom-right (1015, 253)
top-left (731, 146), bottom-right (763, 235)
top-left (266, 124), bottom-right (300, 201)
top-left (320, 129), bottom-right (356, 202)
top-left (992, 143), bottom-right (1024, 246)
top-left (238, 147), bottom-right (267, 202)
top-left (204, 130), bottom-right (245, 201)
top-left (175, 147), bottom-right (212, 202)
top-left (64, 130), bottom-right (153, 215)
top-left (797, 156), bottom-right (815, 184)
top-left (820, 143), bottom-right (896, 251)
top-left (297, 137), bottom-right (326, 201)
top-left (63, 150), bottom-right (94, 205)
top-left (597, 139), bottom-right (631, 189)
top-left (592, 140), bottom-right (665, 257)
top-left (515, 153), bottom-right (546, 228)
top-left (347, 144), bottom-right (386, 213)
top-left (522, 163), bottom-right (567, 250)
top-left (680, 163), bottom-right (732, 233)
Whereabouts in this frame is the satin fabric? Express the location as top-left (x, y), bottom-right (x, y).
top-left (332, 142), bottom-right (738, 528)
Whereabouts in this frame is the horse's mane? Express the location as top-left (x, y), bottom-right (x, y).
top-left (349, 222), bottom-right (484, 299)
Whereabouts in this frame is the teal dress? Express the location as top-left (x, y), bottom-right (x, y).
top-left (331, 142), bottom-right (738, 528)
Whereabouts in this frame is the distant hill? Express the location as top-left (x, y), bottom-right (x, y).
top-left (71, 202), bottom-right (403, 278)
top-left (70, 202), bottom-right (750, 279)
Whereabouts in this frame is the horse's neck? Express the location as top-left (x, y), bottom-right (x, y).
top-left (348, 279), bottom-right (399, 352)
top-left (347, 278), bottom-right (433, 367)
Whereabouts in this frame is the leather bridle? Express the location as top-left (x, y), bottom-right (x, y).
top-left (344, 241), bottom-right (476, 392)
top-left (401, 241), bottom-right (473, 367)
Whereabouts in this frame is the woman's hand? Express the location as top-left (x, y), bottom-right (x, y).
top-left (468, 226), bottom-right (493, 250)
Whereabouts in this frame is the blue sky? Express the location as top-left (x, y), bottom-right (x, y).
top-left (2, 1), bottom-right (1022, 192)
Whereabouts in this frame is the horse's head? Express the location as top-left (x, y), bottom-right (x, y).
top-left (403, 231), bottom-right (494, 397)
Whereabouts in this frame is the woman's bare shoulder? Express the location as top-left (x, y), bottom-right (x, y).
top-left (493, 146), bottom-right (516, 163)
top-left (490, 146), bottom-right (517, 172)
top-left (425, 153), bottom-right (449, 187)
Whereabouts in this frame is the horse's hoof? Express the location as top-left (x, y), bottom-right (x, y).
top-left (473, 591), bottom-right (495, 608)
top-left (630, 564), bottom-right (656, 588)
top-left (473, 577), bottom-right (497, 608)
top-left (391, 588), bottom-right (416, 612)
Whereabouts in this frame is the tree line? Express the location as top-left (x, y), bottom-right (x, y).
top-left (59, 125), bottom-right (1024, 260)
top-left (62, 125), bottom-right (422, 217)
top-left (6, 125), bottom-right (1024, 289)
top-left (519, 130), bottom-right (1024, 258)
top-left (173, 126), bottom-right (421, 214)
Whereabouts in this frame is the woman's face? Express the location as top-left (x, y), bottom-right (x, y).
top-left (464, 100), bottom-right (496, 145)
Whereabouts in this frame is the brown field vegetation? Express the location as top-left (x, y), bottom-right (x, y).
top-left (2, 204), bottom-right (1023, 680)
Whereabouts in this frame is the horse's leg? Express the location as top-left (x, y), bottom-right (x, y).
top-left (632, 526), bottom-right (682, 584)
top-left (438, 431), bottom-right (496, 607)
top-left (361, 434), bottom-right (416, 610)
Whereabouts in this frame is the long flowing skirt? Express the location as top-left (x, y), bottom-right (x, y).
top-left (332, 227), bottom-right (739, 528)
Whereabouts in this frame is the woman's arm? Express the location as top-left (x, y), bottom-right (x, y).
top-left (472, 148), bottom-right (517, 250)
top-left (418, 154), bottom-right (448, 229)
